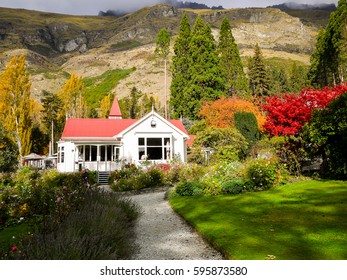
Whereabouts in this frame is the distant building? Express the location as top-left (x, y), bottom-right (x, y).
top-left (57, 97), bottom-right (189, 173)
top-left (23, 153), bottom-right (46, 169)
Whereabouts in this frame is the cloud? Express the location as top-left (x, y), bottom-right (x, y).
top-left (0, 0), bottom-right (162, 15)
top-left (0, 0), bottom-right (338, 15)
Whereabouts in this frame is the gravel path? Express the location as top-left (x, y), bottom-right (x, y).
top-left (127, 190), bottom-right (224, 260)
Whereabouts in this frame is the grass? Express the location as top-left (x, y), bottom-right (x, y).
top-left (170, 180), bottom-right (347, 260)
top-left (109, 40), bottom-right (144, 52)
top-left (0, 223), bottom-right (30, 253)
top-left (83, 68), bottom-right (135, 108)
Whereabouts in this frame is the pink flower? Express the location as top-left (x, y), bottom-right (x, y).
top-left (11, 245), bottom-right (17, 252)
top-left (56, 197), bottom-right (62, 203)
top-left (63, 186), bottom-right (68, 190)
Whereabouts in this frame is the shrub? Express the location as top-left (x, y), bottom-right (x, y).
top-left (14, 166), bottom-right (41, 188)
top-left (147, 166), bottom-right (165, 188)
top-left (200, 177), bottom-right (222, 195)
top-left (245, 158), bottom-right (280, 189)
top-left (221, 179), bottom-right (254, 194)
top-left (0, 173), bottom-right (14, 188)
top-left (175, 181), bottom-right (203, 196)
top-left (234, 111), bottom-right (260, 151)
top-left (112, 178), bottom-right (131, 192)
top-left (109, 164), bottom-right (141, 191)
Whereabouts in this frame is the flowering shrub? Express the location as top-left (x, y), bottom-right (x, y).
top-left (109, 164), bottom-right (166, 192)
top-left (0, 168), bottom-right (98, 258)
top-left (245, 158), bottom-right (281, 189)
top-left (0, 168), bottom-right (96, 226)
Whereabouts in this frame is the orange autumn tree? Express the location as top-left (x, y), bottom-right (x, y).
top-left (199, 97), bottom-right (266, 130)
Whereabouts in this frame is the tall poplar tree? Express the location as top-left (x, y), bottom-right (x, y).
top-left (0, 55), bottom-right (33, 166)
top-left (99, 94), bottom-right (112, 118)
top-left (218, 18), bottom-right (249, 97)
top-left (170, 13), bottom-right (191, 118)
top-left (155, 28), bottom-right (170, 118)
top-left (59, 72), bottom-right (88, 118)
top-left (41, 90), bottom-right (64, 154)
top-left (248, 44), bottom-right (270, 99)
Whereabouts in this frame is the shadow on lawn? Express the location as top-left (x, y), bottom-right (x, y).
top-left (172, 181), bottom-right (347, 260)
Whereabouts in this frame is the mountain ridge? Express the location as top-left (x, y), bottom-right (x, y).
top-left (0, 4), bottom-right (333, 106)
top-left (0, 4), bottom-right (328, 60)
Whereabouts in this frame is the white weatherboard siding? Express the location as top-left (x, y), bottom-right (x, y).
top-left (57, 110), bottom-right (189, 173)
top-left (119, 111), bottom-right (188, 165)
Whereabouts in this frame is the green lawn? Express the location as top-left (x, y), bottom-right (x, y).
top-left (170, 180), bottom-right (347, 260)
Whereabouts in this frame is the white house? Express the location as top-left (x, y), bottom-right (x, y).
top-left (57, 97), bottom-right (190, 173)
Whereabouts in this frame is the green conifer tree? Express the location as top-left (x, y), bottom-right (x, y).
top-left (170, 13), bottom-right (191, 118)
top-left (289, 62), bottom-right (308, 93)
top-left (248, 44), bottom-right (270, 99)
top-left (308, 0), bottom-right (347, 87)
top-left (218, 18), bottom-right (249, 97)
top-left (183, 16), bottom-right (226, 119)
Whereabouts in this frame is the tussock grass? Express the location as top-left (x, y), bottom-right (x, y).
top-left (170, 180), bottom-right (347, 260)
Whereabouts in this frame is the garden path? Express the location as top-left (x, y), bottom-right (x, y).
top-left (126, 189), bottom-right (224, 260)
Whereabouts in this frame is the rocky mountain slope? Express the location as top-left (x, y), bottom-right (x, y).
top-left (0, 4), bottom-right (331, 105)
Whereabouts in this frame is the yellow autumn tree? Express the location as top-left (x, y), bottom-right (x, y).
top-left (199, 97), bottom-right (266, 130)
top-left (99, 94), bottom-right (112, 118)
top-left (0, 55), bottom-right (34, 166)
top-left (58, 72), bottom-right (87, 118)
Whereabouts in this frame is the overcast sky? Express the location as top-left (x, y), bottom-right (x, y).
top-left (0, 0), bottom-right (338, 15)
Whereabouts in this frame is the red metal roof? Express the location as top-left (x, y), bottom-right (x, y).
top-left (167, 120), bottom-right (189, 135)
top-left (61, 118), bottom-right (189, 139)
top-left (109, 96), bottom-right (122, 118)
top-left (187, 135), bottom-right (196, 147)
top-left (61, 119), bottom-right (137, 139)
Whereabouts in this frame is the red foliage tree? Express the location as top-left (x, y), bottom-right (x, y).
top-left (262, 83), bottom-right (347, 136)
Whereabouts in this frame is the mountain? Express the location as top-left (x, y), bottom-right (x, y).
top-left (98, 0), bottom-right (224, 16)
top-left (268, 2), bottom-right (336, 11)
top-left (0, 4), bottom-right (327, 59)
top-left (0, 4), bottom-right (333, 105)
top-left (268, 2), bottom-right (336, 27)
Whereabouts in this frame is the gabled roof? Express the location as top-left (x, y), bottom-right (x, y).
top-left (115, 110), bottom-right (189, 139)
top-left (61, 115), bottom-right (189, 140)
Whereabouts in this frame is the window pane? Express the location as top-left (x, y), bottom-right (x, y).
top-left (78, 146), bottom-right (84, 161)
top-left (147, 147), bottom-right (162, 160)
top-left (138, 138), bottom-right (145, 146)
top-left (139, 147), bottom-right (146, 160)
top-left (147, 138), bottom-right (162, 146)
top-left (100, 146), bottom-right (105, 161)
top-left (85, 145), bottom-right (90, 162)
top-left (114, 146), bottom-right (120, 161)
top-left (107, 145), bottom-right (112, 161)
top-left (91, 146), bottom-right (97, 161)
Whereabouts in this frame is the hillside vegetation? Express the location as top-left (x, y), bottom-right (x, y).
top-left (0, 4), bottom-right (332, 103)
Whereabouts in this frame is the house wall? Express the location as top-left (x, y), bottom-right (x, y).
top-left (57, 113), bottom-right (188, 173)
top-left (57, 141), bottom-right (75, 173)
top-left (122, 114), bottom-right (187, 165)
